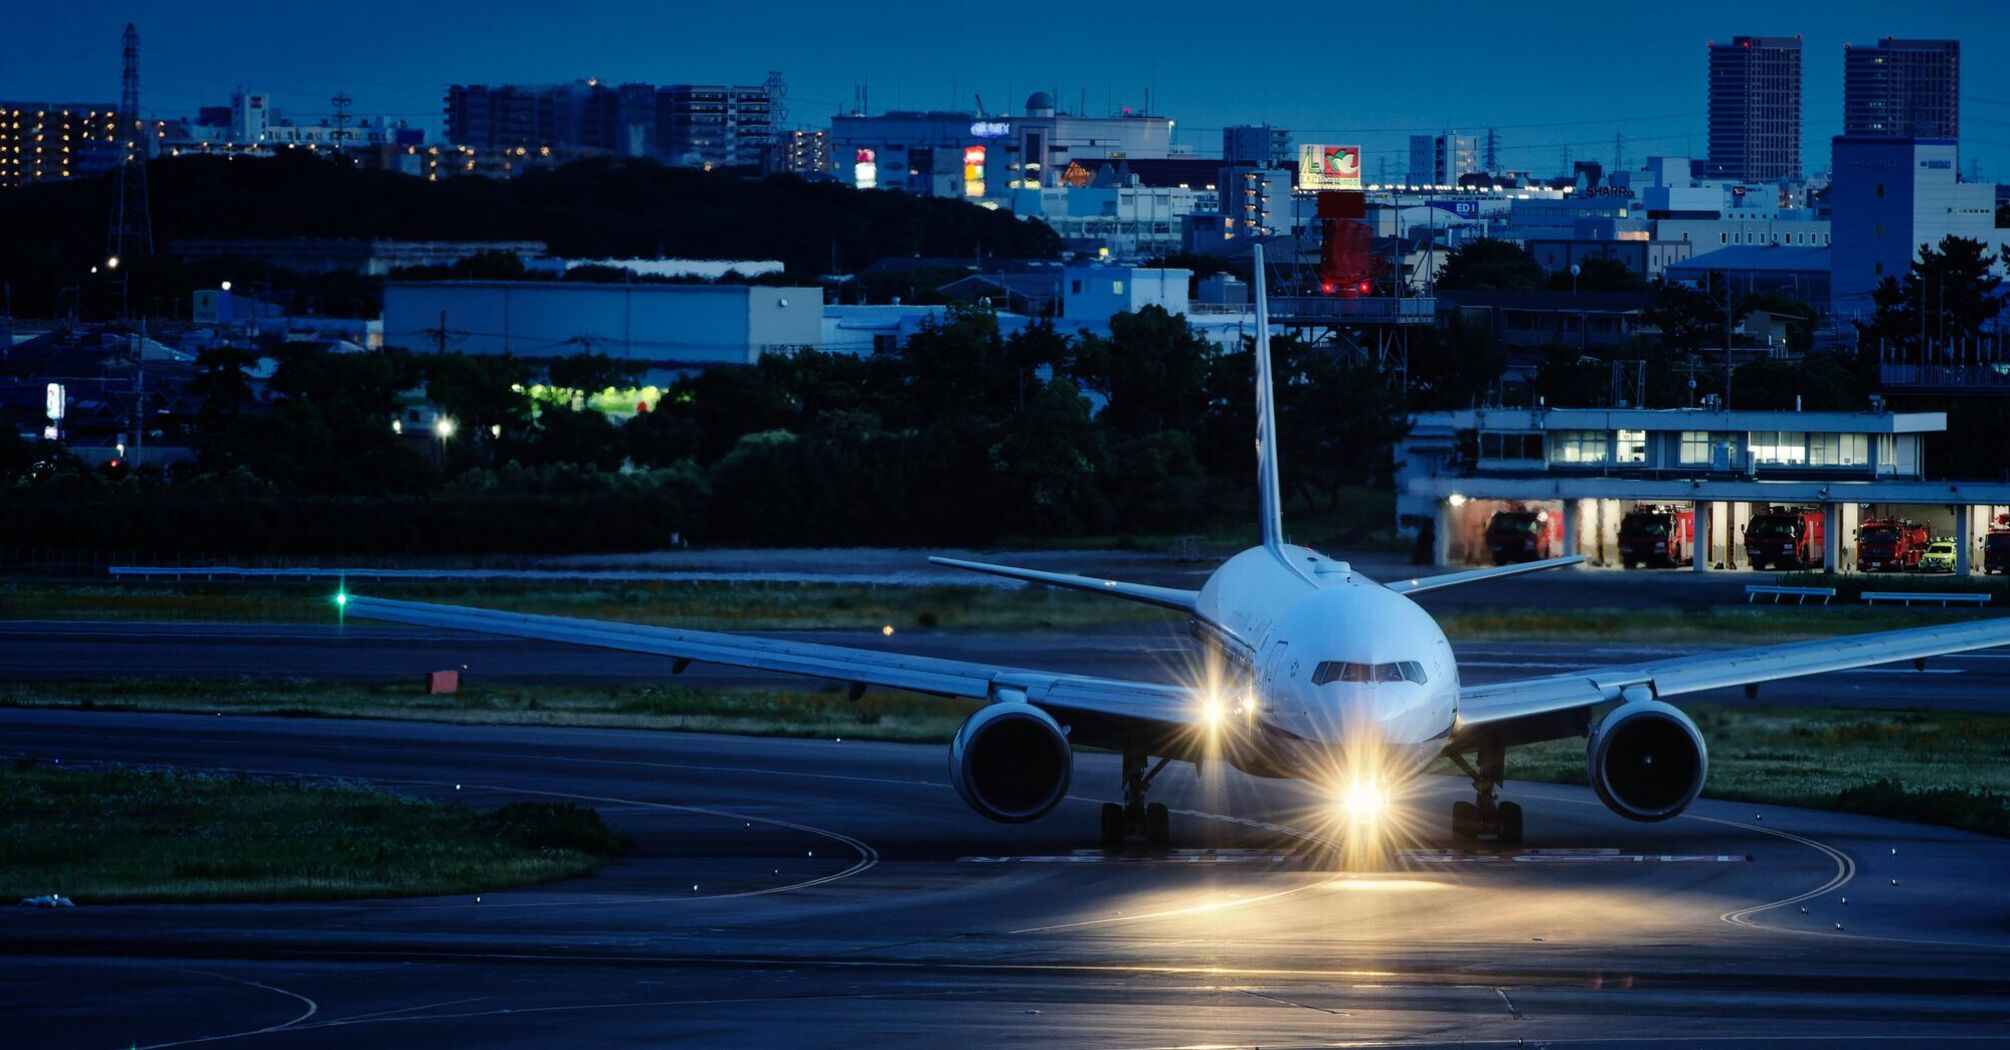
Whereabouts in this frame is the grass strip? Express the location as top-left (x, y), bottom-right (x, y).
top-left (0, 764), bottom-right (623, 903)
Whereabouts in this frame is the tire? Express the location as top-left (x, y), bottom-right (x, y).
top-left (1144, 802), bottom-right (1171, 847)
top-left (1496, 802), bottom-right (1524, 845)
top-left (1098, 803), bottom-right (1125, 847)
top-left (1452, 800), bottom-right (1479, 839)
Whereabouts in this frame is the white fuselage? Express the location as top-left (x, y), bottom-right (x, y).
top-left (1194, 544), bottom-right (1458, 784)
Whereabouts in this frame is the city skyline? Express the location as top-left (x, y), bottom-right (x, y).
top-left (5, 1), bottom-right (2009, 179)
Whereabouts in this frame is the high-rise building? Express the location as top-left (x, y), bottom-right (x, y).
top-left (780, 128), bottom-right (831, 176)
top-left (658, 84), bottom-right (777, 169)
top-left (1406, 132), bottom-right (1479, 187)
top-left (1222, 124), bottom-right (1291, 168)
top-left (1843, 38), bottom-right (1959, 140)
top-left (0, 103), bottom-right (120, 187)
top-left (1707, 35), bottom-right (1802, 182)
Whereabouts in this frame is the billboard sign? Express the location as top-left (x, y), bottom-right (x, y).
top-left (45, 382), bottom-right (64, 421)
top-left (1299, 144), bottom-right (1362, 190)
top-left (1427, 199), bottom-right (1480, 220)
top-left (962, 145), bottom-right (987, 197)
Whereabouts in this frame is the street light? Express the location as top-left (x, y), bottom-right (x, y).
top-left (220, 280), bottom-right (232, 292)
top-left (433, 416), bottom-right (455, 469)
top-left (105, 255), bottom-right (120, 270)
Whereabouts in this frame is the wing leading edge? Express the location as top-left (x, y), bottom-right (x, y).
top-left (1456, 617), bottom-right (2010, 740)
top-left (927, 556), bottom-right (1198, 613)
top-left (341, 595), bottom-right (1202, 748)
top-left (1385, 555), bottom-right (1587, 595)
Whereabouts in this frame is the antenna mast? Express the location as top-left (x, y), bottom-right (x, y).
top-left (106, 22), bottom-right (153, 265)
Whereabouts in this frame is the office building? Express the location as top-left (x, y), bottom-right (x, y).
top-left (0, 102), bottom-right (120, 187)
top-left (1222, 124), bottom-right (1291, 168)
top-left (444, 80), bottom-right (778, 167)
top-left (1407, 132), bottom-right (1480, 187)
top-left (1828, 137), bottom-right (1998, 317)
top-left (1843, 38), bottom-right (1959, 140)
top-left (1707, 36), bottom-right (1802, 182)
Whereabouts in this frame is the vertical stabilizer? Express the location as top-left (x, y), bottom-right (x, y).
top-left (1252, 245), bottom-right (1287, 556)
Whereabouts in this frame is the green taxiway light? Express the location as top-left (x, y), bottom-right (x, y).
top-left (334, 592), bottom-right (349, 608)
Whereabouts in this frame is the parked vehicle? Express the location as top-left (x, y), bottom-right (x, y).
top-left (1986, 520), bottom-right (2010, 575)
top-left (1618, 505), bottom-right (1695, 568)
top-left (1485, 508), bottom-right (1559, 565)
top-left (1744, 507), bottom-right (1825, 570)
top-left (1917, 541), bottom-right (1958, 573)
top-left (1856, 519), bottom-right (1931, 572)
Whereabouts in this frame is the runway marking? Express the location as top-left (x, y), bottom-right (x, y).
top-left (1406, 848), bottom-right (1748, 864)
top-left (131, 967), bottom-right (319, 1049)
top-left (1239, 988), bottom-right (1345, 1015)
top-left (961, 849), bottom-right (1294, 864)
top-left (1491, 985), bottom-right (1524, 1020)
top-left (318, 996), bottom-right (490, 1024)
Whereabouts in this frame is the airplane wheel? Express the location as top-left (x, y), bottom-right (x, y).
top-left (1496, 802), bottom-right (1524, 845)
top-left (1452, 801), bottom-right (1479, 839)
top-left (1144, 802), bottom-right (1171, 846)
top-left (1099, 803), bottom-right (1126, 847)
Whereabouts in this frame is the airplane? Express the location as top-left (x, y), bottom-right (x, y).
top-left (343, 244), bottom-right (2010, 848)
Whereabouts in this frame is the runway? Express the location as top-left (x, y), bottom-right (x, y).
top-left (3, 708), bottom-right (2007, 1047)
top-left (5, 618), bottom-right (2009, 711)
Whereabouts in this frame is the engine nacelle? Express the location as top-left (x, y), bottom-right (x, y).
top-left (949, 702), bottom-right (1072, 824)
top-left (1585, 699), bottom-right (1708, 822)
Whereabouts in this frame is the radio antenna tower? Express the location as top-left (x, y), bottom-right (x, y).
top-left (330, 92), bottom-right (354, 152)
top-left (1483, 128), bottom-right (1499, 173)
top-left (106, 23), bottom-right (153, 263)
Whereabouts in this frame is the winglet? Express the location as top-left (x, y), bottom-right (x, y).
top-left (1252, 243), bottom-right (1286, 558)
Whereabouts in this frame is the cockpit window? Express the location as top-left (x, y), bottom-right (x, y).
top-left (1311, 660), bottom-right (1428, 686)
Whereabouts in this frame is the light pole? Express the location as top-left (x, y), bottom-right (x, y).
top-left (433, 416), bottom-right (456, 469)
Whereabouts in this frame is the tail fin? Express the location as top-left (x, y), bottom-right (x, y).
top-left (1252, 244), bottom-right (1286, 555)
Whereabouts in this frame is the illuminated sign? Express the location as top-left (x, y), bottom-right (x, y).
top-left (970, 121), bottom-right (1010, 138)
top-left (962, 145), bottom-right (986, 197)
top-left (854, 147), bottom-right (877, 190)
top-left (1298, 144), bottom-right (1362, 190)
top-left (45, 382), bottom-right (64, 421)
top-left (1427, 199), bottom-right (1480, 220)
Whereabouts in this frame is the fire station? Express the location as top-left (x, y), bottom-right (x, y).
top-left (1397, 406), bottom-right (2010, 575)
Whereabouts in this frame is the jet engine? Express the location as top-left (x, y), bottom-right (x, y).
top-left (949, 702), bottom-right (1072, 823)
top-left (1585, 699), bottom-right (1708, 822)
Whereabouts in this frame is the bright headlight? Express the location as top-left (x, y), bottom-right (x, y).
top-left (1341, 780), bottom-right (1384, 820)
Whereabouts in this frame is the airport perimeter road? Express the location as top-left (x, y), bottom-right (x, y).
top-left (2, 708), bottom-right (2006, 1048)
top-left (4, 619), bottom-right (2009, 711)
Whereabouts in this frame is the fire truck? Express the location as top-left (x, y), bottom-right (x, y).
top-left (1856, 519), bottom-right (1931, 573)
top-left (1485, 507), bottom-right (1561, 565)
top-left (1986, 516), bottom-right (2010, 575)
top-left (1744, 507), bottom-right (1825, 570)
top-left (1618, 505), bottom-right (1695, 568)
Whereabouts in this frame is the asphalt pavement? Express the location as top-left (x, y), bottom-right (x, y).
top-left (2, 709), bottom-right (2007, 1047)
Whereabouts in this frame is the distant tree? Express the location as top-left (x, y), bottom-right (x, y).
top-left (546, 353), bottom-right (647, 398)
top-left (1545, 256), bottom-right (1646, 292)
top-left (1856, 235), bottom-right (2006, 362)
top-left (1644, 277), bottom-right (1744, 353)
top-left (1406, 315), bottom-right (1508, 410)
top-left (1073, 306), bottom-right (1215, 437)
top-left (1434, 239), bottom-right (1544, 291)
top-left (1530, 345), bottom-right (1609, 407)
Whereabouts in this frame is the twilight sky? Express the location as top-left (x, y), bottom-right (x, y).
top-left (8, 1), bottom-right (2009, 180)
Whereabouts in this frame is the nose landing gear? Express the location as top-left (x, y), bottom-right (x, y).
top-left (1448, 741), bottom-right (1523, 845)
top-left (1099, 750), bottom-right (1173, 847)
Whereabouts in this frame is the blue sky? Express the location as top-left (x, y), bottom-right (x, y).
top-left (9, 1), bottom-right (2009, 179)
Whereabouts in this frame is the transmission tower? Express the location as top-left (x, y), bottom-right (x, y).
top-left (762, 71), bottom-right (788, 173)
top-left (106, 22), bottom-right (153, 263)
top-left (1483, 128), bottom-right (1499, 173)
top-left (330, 92), bottom-right (354, 151)
top-left (1612, 131), bottom-right (1624, 173)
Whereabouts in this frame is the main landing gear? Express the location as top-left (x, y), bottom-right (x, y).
top-left (1099, 750), bottom-right (1172, 847)
top-left (1447, 739), bottom-right (1523, 845)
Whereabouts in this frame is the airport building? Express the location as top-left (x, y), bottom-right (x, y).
top-left (1397, 406), bottom-right (2010, 575)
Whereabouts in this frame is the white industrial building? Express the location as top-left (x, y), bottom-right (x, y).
top-left (1398, 406), bottom-right (2010, 575)
top-left (382, 281), bottom-right (822, 369)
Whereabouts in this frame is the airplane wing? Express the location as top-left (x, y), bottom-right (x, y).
top-left (341, 595), bottom-right (1203, 753)
top-left (1453, 617), bottom-right (2010, 746)
top-left (927, 556), bottom-right (1199, 613)
top-left (1384, 555), bottom-right (1587, 595)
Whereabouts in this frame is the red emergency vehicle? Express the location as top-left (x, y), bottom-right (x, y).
top-left (1856, 519), bottom-right (1931, 572)
top-left (1485, 507), bottom-right (1560, 565)
top-left (1744, 507), bottom-right (1825, 570)
top-left (1618, 505), bottom-right (1695, 568)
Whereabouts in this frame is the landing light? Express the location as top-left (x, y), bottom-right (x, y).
top-left (1341, 780), bottom-right (1384, 821)
top-left (1199, 694), bottom-right (1225, 727)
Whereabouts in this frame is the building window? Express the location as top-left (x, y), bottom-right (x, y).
top-left (1678, 430), bottom-right (1713, 465)
top-left (1750, 430), bottom-right (1807, 465)
top-left (1552, 430), bottom-right (1608, 464)
top-left (1616, 429), bottom-right (1647, 464)
top-left (1809, 433), bottom-right (1869, 466)
top-left (1479, 432), bottom-right (1543, 460)
top-left (1111, 280), bottom-right (1124, 294)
